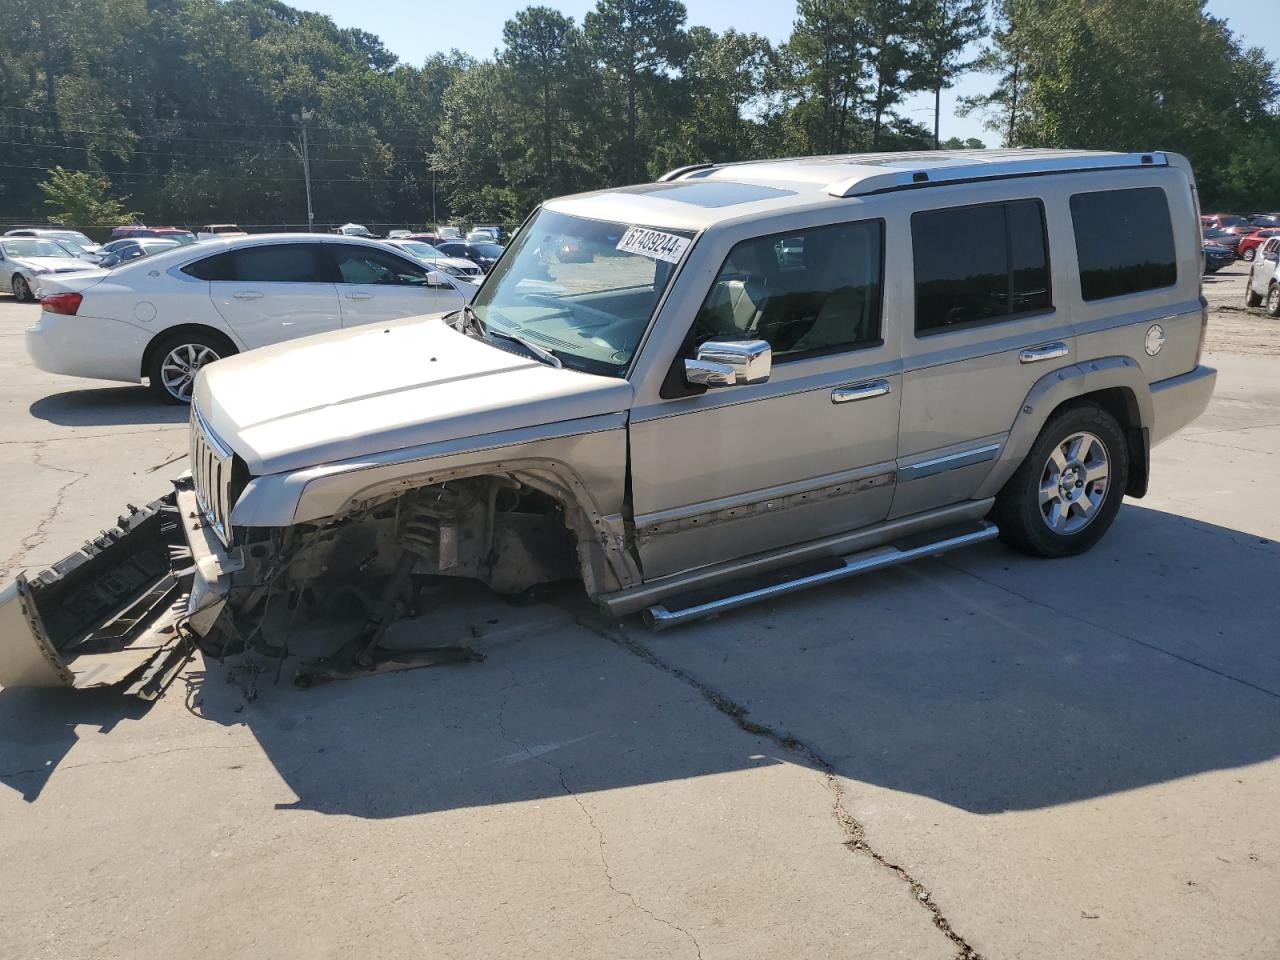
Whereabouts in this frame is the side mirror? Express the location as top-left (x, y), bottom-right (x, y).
top-left (426, 270), bottom-right (455, 289)
top-left (684, 339), bottom-right (771, 388)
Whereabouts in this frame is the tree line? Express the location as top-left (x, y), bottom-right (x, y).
top-left (0, 0), bottom-right (1275, 230)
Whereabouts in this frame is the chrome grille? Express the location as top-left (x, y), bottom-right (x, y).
top-left (190, 404), bottom-right (235, 544)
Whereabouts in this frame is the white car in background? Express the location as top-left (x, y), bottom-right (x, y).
top-left (383, 238), bottom-right (485, 283)
top-left (0, 236), bottom-right (98, 301)
top-left (29, 233), bottom-right (474, 402)
top-left (5, 228), bottom-right (104, 262)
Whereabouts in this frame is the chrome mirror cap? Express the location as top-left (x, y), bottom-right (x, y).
top-left (684, 339), bottom-right (772, 388)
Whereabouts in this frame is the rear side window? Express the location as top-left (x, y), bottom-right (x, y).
top-left (690, 219), bottom-right (884, 360)
top-left (331, 245), bottom-right (431, 285)
top-left (912, 199), bottom-right (1051, 335)
top-left (1070, 187), bottom-right (1177, 301)
top-left (184, 243), bottom-right (333, 282)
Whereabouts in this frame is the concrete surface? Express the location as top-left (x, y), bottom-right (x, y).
top-left (0, 265), bottom-right (1277, 959)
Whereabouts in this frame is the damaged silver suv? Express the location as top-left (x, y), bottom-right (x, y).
top-left (0, 149), bottom-right (1217, 694)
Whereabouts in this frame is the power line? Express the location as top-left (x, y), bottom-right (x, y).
top-left (0, 122), bottom-right (435, 151)
top-left (0, 138), bottom-right (437, 164)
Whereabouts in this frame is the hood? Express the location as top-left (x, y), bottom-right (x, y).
top-left (12, 256), bottom-right (93, 274)
top-left (194, 315), bottom-right (633, 476)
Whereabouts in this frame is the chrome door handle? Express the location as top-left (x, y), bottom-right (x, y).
top-left (831, 379), bottom-right (891, 404)
top-left (1019, 341), bottom-right (1069, 364)
top-left (232, 291), bottom-right (263, 300)
top-left (345, 292), bottom-right (373, 301)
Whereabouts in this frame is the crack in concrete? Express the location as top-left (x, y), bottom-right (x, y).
top-left (0, 440), bottom-right (89, 582)
top-left (939, 561), bottom-right (1280, 703)
top-left (582, 617), bottom-right (982, 960)
top-left (0, 741), bottom-right (252, 782)
top-left (0, 426), bottom-right (186, 447)
top-left (494, 676), bottom-right (705, 960)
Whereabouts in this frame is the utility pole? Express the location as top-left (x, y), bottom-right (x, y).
top-left (431, 165), bottom-right (437, 228)
top-left (294, 109), bottom-right (315, 231)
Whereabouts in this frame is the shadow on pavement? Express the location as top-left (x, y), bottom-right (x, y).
top-left (29, 386), bottom-right (187, 427)
top-left (0, 687), bottom-right (149, 801)
top-left (3, 504), bottom-right (1277, 814)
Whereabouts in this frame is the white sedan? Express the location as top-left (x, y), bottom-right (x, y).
top-left (384, 238), bottom-right (486, 282)
top-left (29, 233), bottom-right (474, 403)
top-left (0, 237), bottom-right (98, 301)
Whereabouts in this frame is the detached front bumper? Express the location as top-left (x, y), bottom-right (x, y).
top-left (0, 480), bottom-right (238, 698)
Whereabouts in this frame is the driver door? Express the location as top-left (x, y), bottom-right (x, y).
top-left (628, 218), bottom-right (901, 580)
top-left (330, 244), bottom-right (464, 326)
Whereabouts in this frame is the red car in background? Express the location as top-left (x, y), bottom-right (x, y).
top-left (109, 225), bottom-right (198, 245)
top-left (1236, 228), bottom-right (1280, 262)
top-left (1202, 213), bottom-right (1253, 231)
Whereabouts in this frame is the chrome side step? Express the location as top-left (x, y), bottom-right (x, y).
top-left (643, 521), bottom-right (998, 630)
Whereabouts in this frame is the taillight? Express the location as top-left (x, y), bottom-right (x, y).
top-left (42, 292), bottom-right (82, 315)
top-left (1196, 295), bottom-right (1208, 366)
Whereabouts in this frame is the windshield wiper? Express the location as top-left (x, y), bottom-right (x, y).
top-left (457, 303), bottom-right (487, 339)
top-left (490, 329), bottom-right (563, 369)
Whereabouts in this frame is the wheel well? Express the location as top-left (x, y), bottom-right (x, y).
top-left (140, 325), bottom-right (238, 379)
top-left (1055, 387), bottom-right (1149, 498)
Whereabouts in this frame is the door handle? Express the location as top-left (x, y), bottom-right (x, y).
top-left (831, 379), bottom-right (891, 404)
top-left (232, 291), bottom-right (263, 301)
top-left (1019, 341), bottom-right (1069, 364)
top-left (345, 292), bottom-right (373, 301)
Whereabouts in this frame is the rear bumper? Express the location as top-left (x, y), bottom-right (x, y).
top-left (1150, 364), bottom-right (1216, 446)
top-left (26, 311), bottom-right (147, 383)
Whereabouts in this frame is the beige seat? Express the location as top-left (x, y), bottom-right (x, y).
top-left (698, 243), bottom-right (769, 338)
top-left (789, 229), bottom-right (871, 353)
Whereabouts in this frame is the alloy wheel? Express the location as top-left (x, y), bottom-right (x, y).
top-left (159, 343), bottom-right (220, 402)
top-left (12, 275), bottom-right (31, 302)
top-left (1038, 431), bottom-right (1110, 535)
top-left (1269, 285), bottom-right (1280, 317)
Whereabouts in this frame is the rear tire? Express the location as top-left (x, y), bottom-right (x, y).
top-left (994, 403), bottom-right (1130, 559)
top-left (146, 330), bottom-right (236, 404)
top-left (1267, 284), bottom-right (1280, 318)
top-left (1242, 247), bottom-right (1257, 262)
top-left (11, 275), bottom-right (33, 302)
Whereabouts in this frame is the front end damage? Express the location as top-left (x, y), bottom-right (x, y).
top-left (0, 472), bottom-right (582, 697)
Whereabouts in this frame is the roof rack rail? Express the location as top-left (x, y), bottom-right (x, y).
top-left (657, 162), bottom-right (717, 182)
top-left (826, 152), bottom-right (1169, 198)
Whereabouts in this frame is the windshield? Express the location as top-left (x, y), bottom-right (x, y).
top-left (398, 240), bottom-right (444, 259)
top-left (469, 208), bottom-right (694, 376)
top-left (471, 242), bottom-right (505, 257)
top-left (2, 238), bottom-right (74, 259)
top-left (49, 231), bottom-right (94, 247)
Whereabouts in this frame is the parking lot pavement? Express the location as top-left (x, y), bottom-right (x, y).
top-left (1, 278), bottom-right (1278, 959)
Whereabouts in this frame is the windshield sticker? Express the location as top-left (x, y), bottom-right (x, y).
top-left (616, 226), bottom-right (691, 264)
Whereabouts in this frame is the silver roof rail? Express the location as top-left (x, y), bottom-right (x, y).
top-left (826, 152), bottom-right (1169, 198)
top-left (657, 162), bottom-right (717, 182)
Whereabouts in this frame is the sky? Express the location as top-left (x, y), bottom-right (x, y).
top-left (295, 0), bottom-right (1278, 146)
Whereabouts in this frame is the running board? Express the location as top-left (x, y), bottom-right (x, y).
top-left (643, 521), bottom-right (998, 630)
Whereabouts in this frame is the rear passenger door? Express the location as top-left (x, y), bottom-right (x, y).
top-left (202, 242), bottom-right (341, 348)
top-left (894, 195), bottom-right (1066, 518)
top-left (330, 244), bottom-right (463, 326)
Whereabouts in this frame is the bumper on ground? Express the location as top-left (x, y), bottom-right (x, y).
top-left (0, 481), bottom-right (236, 697)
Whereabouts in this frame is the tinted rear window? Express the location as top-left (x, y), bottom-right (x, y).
top-left (912, 199), bottom-right (1052, 334)
top-left (183, 243), bottom-right (333, 282)
top-left (1070, 187), bottom-right (1177, 301)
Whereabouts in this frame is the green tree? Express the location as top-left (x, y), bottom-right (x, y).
top-left (854, 0), bottom-right (924, 149)
top-left (38, 166), bottom-right (137, 225)
top-left (783, 0), bottom-right (867, 153)
top-left (501, 7), bottom-right (581, 192)
top-left (584, 0), bottom-right (689, 182)
top-left (914, 0), bottom-right (987, 148)
top-left (671, 27), bottom-right (778, 163)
